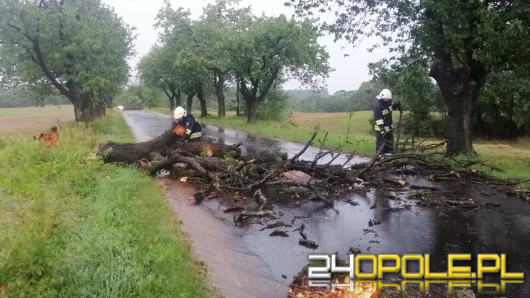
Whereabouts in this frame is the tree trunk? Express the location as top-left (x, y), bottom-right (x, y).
top-left (72, 102), bottom-right (103, 122)
top-left (445, 99), bottom-right (474, 155)
top-left (175, 89), bottom-right (182, 107)
top-left (98, 124), bottom-right (241, 163)
top-left (246, 96), bottom-right (258, 123)
top-left (186, 93), bottom-right (195, 111)
top-left (236, 77), bottom-right (241, 116)
top-left (215, 75), bottom-right (226, 118)
top-left (197, 86), bottom-right (207, 118)
top-left (70, 88), bottom-right (102, 122)
top-left (430, 54), bottom-right (486, 156)
top-left (169, 97), bottom-right (175, 111)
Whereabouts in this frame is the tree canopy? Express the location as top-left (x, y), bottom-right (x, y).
top-left (229, 14), bottom-right (330, 122)
top-left (196, 0), bottom-right (252, 117)
top-left (0, 0), bottom-right (134, 121)
top-left (138, 0), bottom-right (329, 122)
top-left (137, 46), bottom-right (181, 110)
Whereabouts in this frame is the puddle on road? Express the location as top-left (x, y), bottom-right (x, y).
top-left (123, 111), bottom-right (530, 297)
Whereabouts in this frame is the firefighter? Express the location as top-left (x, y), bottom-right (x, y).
top-left (373, 89), bottom-right (401, 155)
top-left (172, 106), bottom-right (203, 142)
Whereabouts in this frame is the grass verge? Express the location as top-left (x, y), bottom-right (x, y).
top-left (0, 110), bottom-right (209, 297)
top-left (152, 108), bottom-right (529, 181)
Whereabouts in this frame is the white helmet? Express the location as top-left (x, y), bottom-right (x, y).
top-left (376, 89), bottom-right (392, 100)
top-left (173, 106), bottom-right (187, 120)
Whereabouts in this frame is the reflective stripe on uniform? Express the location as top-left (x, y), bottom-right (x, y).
top-left (190, 132), bottom-right (203, 139)
top-left (374, 125), bottom-right (381, 131)
top-left (375, 119), bottom-right (384, 125)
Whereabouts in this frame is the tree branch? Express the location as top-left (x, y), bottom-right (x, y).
top-left (258, 67), bottom-right (279, 100)
top-left (6, 22), bottom-right (69, 97)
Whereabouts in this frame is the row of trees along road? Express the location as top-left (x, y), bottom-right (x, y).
top-left (288, 0), bottom-right (530, 156)
top-left (0, 0), bottom-right (134, 122)
top-left (138, 0), bottom-right (330, 123)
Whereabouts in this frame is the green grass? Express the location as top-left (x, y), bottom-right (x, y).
top-left (0, 110), bottom-right (209, 297)
top-left (153, 108), bottom-right (530, 181)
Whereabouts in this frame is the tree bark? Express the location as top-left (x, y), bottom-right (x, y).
top-left (236, 77), bottom-right (241, 116)
top-left (169, 97), bottom-right (176, 111)
top-left (197, 86), bottom-right (208, 118)
top-left (164, 88), bottom-right (176, 111)
top-left (239, 69), bottom-right (278, 123)
top-left (69, 87), bottom-right (103, 122)
top-left (430, 54), bottom-right (486, 156)
top-left (445, 100), bottom-right (474, 155)
top-left (175, 89), bottom-right (182, 107)
top-left (214, 71), bottom-right (226, 118)
top-left (98, 124), bottom-right (241, 163)
top-left (240, 79), bottom-right (260, 123)
top-left (186, 92), bottom-right (195, 111)
top-left (246, 96), bottom-right (258, 123)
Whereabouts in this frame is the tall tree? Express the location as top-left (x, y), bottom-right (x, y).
top-left (231, 15), bottom-right (329, 122)
top-left (137, 46), bottom-right (181, 110)
top-left (289, 0), bottom-right (530, 155)
top-left (154, 2), bottom-right (210, 116)
top-left (0, 0), bottom-right (134, 121)
top-left (198, 0), bottom-right (252, 118)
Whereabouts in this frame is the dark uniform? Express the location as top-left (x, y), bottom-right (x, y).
top-left (373, 99), bottom-right (399, 155)
top-left (175, 114), bottom-right (203, 142)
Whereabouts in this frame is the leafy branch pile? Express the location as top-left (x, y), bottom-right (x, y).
top-left (99, 127), bottom-right (528, 227)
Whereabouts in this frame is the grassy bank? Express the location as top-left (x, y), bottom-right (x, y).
top-left (153, 108), bottom-right (529, 180)
top-left (0, 111), bottom-right (209, 297)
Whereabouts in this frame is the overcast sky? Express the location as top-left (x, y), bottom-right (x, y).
top-left (102, 0), bottom-right (390, 93)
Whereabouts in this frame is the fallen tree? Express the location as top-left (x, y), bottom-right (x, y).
top-left (98, 124), bottom-right (241, 163)
top-left (97, 129), bottom-right (362, 224)
top-left (98, 127), bottom-right (528, 226)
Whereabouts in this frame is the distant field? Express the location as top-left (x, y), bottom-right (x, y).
top-left (0, 105), bottom-right (74, 136)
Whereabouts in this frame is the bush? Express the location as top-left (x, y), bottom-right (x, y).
top-left (475, 71), bottom-right (530, 139)
top-left (401, 113), bottom-right (448, 138)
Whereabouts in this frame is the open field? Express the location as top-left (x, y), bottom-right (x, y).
top-left (0, 110), bottom-right (210, 297)
top-left (0, 105), bottom-right (74, 136)
top-left (153, 108), bottom-right (530, 181)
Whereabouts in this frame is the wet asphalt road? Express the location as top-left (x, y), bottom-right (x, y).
top-left (123, 110), bottom-right (530, 298)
